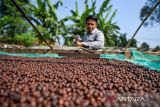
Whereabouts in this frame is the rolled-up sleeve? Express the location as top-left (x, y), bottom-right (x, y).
top-left (82, 32), bottom-right (104, 49)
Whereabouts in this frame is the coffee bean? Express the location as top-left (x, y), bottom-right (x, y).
top-left (0, 55), bottom-right (160, 107)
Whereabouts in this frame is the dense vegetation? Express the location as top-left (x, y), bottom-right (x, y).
top-left (140, 0), bottom-right (160, 27)
top-left (0, 0), bottom-right (159, 50)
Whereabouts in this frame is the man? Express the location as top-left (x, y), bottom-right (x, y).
top-left (76, 15), bottom-right (104, 49)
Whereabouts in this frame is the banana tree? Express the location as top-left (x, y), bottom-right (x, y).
top-left (0, 0), bottom-right (31, 37)
top-left (30, 0), bottom-right (67, 45)
top-left (94, 0), bottom-right (120, 46)
top-left (64, 0), bottom-right (96, 35)
top-left (66, 0), bottom-right (120, 47)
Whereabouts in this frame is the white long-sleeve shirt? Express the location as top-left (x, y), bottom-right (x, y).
top-left (81, 28), bottom-right (104, 49)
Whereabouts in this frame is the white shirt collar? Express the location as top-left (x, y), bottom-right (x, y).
top-left (91, 28), bottom-right (97, 34)
top-left (86, 28), bottom-right (97, 34)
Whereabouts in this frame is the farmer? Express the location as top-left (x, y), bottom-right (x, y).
top-left (75, 15), bottom-right (104, 49)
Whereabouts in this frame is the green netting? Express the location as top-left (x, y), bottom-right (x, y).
top-left (128, 50), bottom-right (160, 71)
top-left (100, 53), bottom-right (125, 60)
top-left (0, 51), bottom-right (64, 58)
top-left (0, 50), bottom-right (160, 71)
top-left (131, 50), bottom-right (160, 61)
top-left (100, 50), bottom-right (160, 72)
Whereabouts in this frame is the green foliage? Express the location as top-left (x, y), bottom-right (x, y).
top-left (152, 45), bottom-right (160, 52)
top-left (36, 25), bottom-right (51, 40)
top-left (67, 0), bottom-right (120, 46)
top-left (13, 33), bottom-right (38, 47)
top-left (0, 36), bottom-right (13, 44)
top-left (63, 33), bottom-right (75, 46)
top-left (0, 32), bottom-right (38, 47)
top-left (0, 16), bottom-right (30, 37)
top-left (0, 0), bottom-right (138, 48)
top-left (30, 0), bottom-right (67, 44)
top-left (95, 0), bottom-right (120, 46)
top-left (118, 33), bottom-right (128, 47)
top-left (116, 33), bottom-right (137, 48)
top-left (140, 0), bottom-right (160, 26)
top-left (0, 0), bottom-right (31, 36)
top-left (64, 0), bottom-right (93, 35)
top-left (129, 39), bottom-right (137, 48)
top-left (140, 42), bottom-right (150, 51)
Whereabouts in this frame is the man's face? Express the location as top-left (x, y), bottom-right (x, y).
top-left (86, 19), bottom-right (97, 33)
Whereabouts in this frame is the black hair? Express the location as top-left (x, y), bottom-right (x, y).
top-left (85, 15), bottom-right (97, 23)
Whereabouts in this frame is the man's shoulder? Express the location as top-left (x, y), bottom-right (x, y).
top-left (95, 29), bottom-right (104, 35)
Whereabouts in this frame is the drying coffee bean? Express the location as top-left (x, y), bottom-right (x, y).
top-left (9, 92), bottom-right (20, 103)
top-left (0, 55), bottom-right (160, 107)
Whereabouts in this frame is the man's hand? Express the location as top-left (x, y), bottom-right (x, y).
top-left (76, 41), bottom-right (82, 47)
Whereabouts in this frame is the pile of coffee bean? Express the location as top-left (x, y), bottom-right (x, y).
top-left (0, 55), bottom-right (160, 107)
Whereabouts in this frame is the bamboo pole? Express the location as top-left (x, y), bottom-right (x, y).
top-left (125, 1), bottom-right (160, 50)
top-left (11, 0), bottom-right (53, 50)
